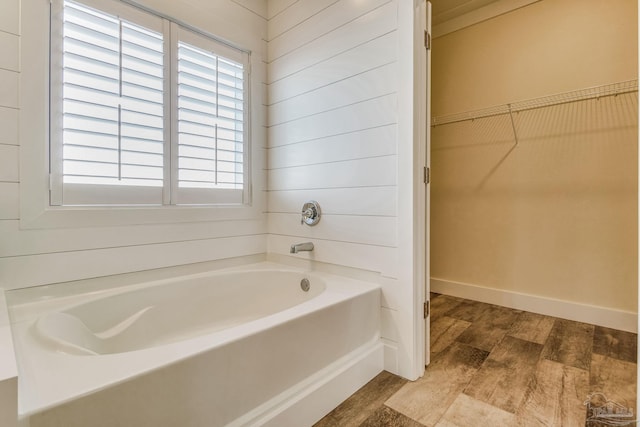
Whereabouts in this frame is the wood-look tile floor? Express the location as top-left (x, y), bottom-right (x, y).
top-left (314, 294), bottom-right (637, 427)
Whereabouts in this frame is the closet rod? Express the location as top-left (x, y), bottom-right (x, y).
top-left (432, 79), bottom-right (638, 127)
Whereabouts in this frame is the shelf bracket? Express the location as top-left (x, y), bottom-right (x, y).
top-left (507, 103), bottom-right (519, 146)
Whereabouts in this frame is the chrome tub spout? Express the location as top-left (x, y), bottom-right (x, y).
top-left (290, 242), bottom-right (314, 254)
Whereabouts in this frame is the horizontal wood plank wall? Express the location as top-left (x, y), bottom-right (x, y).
top-left (0, 0), bottom-right (269, 290)
top-left (265, 0), bottom-right (402, 374)
top-left (0, 2), bottom-right (19, 229)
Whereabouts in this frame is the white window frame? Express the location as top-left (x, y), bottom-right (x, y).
top-left (20, 0), bottom-right (261, 229)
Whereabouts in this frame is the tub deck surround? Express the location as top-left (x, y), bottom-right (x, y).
top-left (0, 289), bottom-right (18, 427)
top-left (7, 262), bottom-right (383, 426)
top-left (0, 290), bottom-right (17, 382)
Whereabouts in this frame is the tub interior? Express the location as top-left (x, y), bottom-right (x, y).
top-left (33, 269), bottom-right (325, 355)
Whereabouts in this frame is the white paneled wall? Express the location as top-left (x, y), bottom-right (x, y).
top-left (265, 0), bottom-right (399, 268)
top-left (267, 0), bottom-right (297, 20)
top-left (231, 0), bottom-right (267, 18)
top-left (266, 0), bottom-right (415, 377)
top-left (2, 0), bottom-right (422, 381)
top-left (0, 0), bottom-right (19, 228)
top-left (0, 0), bottom-right (269, 290)
top-left (0, 2), bottom-right (21, 424)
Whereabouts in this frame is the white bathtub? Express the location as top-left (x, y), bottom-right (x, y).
top-left (8, 262), bottom-right (383, 427)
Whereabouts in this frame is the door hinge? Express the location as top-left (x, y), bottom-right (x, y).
top-left (423, 166), bottom-right (430, 184)
top-left (424, 30), bottom-right (431, 50)
top-left (424, 300), bottom-right (430, 319)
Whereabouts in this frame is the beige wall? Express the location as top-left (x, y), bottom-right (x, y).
top-left (431, 0), bottom-right (638, 313)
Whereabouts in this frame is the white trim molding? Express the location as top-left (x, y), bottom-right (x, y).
top-left (433, 0), bottom-right (541, 38)
top-left (431, 277), bottom-right (638, 333)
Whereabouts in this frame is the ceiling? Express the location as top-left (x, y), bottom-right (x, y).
top-left (430, 0), bottom-right (504, 25)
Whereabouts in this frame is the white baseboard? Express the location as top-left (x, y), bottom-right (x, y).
top-left (381, 339), bottom-right (398, 374)
top-left (431, 278), bottom-right (638, 333)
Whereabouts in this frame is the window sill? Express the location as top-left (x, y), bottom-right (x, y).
top-left (20, 202), bottom-right (262, 230)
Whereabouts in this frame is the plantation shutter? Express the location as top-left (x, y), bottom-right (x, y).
top-left (49, 0), bottom-right (250, 207)
top-left (173, 25), bottom-right (248, 205)
top-left (51, 0), bottom-right (167, 205)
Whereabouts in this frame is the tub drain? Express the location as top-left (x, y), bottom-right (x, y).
top-left (300, 278), bottom-right (310, 292)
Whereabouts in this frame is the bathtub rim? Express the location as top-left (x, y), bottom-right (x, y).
top-left (9, 262), bottom-right (322, 324)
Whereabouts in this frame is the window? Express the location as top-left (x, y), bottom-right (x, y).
top-left (49, 0), bottom-right (250, 206)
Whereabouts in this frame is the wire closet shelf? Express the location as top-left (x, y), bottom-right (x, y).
top-left (431, 79), bottom-right (639, 127)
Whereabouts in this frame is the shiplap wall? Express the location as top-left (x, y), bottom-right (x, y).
top-left (1, 0), bottom-right (420, 378)
top-left (0, 0), bottom-right (19, 229)
top-left (265, 0), bottom-right (411, 376)
top-left (0, 0), bottom-right (268, 290)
